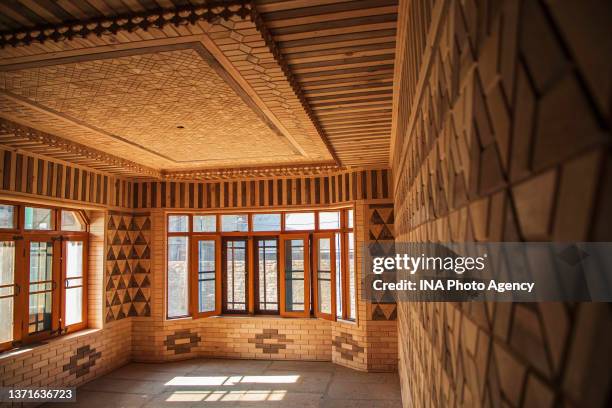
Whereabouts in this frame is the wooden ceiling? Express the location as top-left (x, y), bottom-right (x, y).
top-left (0, 0), bottom-right (397, 179)
top-left (256, 0), bottom-right (397, 166)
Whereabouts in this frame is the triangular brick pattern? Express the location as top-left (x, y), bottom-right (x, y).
top-left (392, 0), bottom-right (612, 405)
top-left (105, 211), bottom-right (151, 322)
top-left (367, 203), bottom-right (397, 320)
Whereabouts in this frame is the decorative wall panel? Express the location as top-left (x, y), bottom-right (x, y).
top-left (0, 147), bottom-right (132, 208)
top-left (105, 211), bottom-right (151, 322)
top-left (133, 168), bottom-right (391, 209)
top-left (392, 0), bottom-right (612, 406)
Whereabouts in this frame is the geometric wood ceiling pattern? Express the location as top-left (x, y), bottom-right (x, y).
top-left (0, 47), bottom-right (307, 169)
top-left (0, 0), bottom-right (396, 179)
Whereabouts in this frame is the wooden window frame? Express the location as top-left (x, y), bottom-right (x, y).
top-left (279, 233), bottom-right (311, 318)
top-left (189, 235), bottom-right (222, 318)
top-left (165, 206), bottom-right (356, 322)
top-left (221, 237), bottom-right (250, 314)
top-left (0, 201), bottom-right (89, 352)
top-left (312, 232), bottom-right (336, 321)
top-left (61, 236), bottom-right (89, 333)
top-left (0, 235), bottom-right (24, 353)
top-left (253, 237), bottom-right (280, 315)
top-left (0, 202), bottom-right (19, 232)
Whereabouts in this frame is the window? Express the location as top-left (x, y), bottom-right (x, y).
top-left (256, 239), bottom-right (278, 312)
top-left (166, 208), bottom-right (356, 322)
top-left (347, 232), bottom-right (356, 320)
top-left (167, 236), bottom-right (189, 318)
top-left (280, 236), bottom-right (309, 316)
top-left (319, 211), bottom-right (340, 230)
top-left (0, 205), bottom-right (15, 229)
top-left (0, 241), bottom-right (16, 345)
top-left (193, 215), bottom-right (216, 233)
top-left (313, 234), bottom-right (334, 319)
top-left (252, 214), bottom-right (281, 232)
top-left (195, 239), bottom-right (218, 315)
top-left (1, 202), bottom-right (88, 352)
top-left (169, 215), bottom-right (189, 233)
top-left (284, 212), bottom-right (315, 230)
top-left (24, 207), bottom-right (53, 230)
top-left (61, 211), bottom-right (86, 231)
top-left (223, 239), bottom-right (248, 312)
top-left (221, 214), bottom-right (248, 232)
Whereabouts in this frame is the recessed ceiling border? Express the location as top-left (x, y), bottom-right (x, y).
top-left (0, 41), bottom-right (307, 162)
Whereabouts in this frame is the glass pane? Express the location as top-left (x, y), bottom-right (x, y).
top-left (284, 239), bottom-right (305, 312)
top-left (258, 240), bottom-right (278, 311)
top-left (65, 242), bottom-right (83, 326)
top-left (65, 287), bottom-right (82, 326)
top-left (319, 211), bottom-right (341, 230)
top-left (284, 213), bottom-right (315, 231)
top-left (0, 242), bottom-right (15, 286)
top-left (25, 207), bottom-right (53, 230)
top-left (194, 215), bottom-right (216, 233)
top-left (167, 236), bottom-right (189, 317)
top-left (335, 233), bottom-right (343, 318)
top-left (168, 215), bottom-right (189, 233)
top-left (225, 240), bottom-right (247, 311)
top-left (348, 209), bottom-right (354, 229)
top-left (0, 297), bottom-right (13, 343)
top-left (0, 204), bottom-right (15, 229)
top-left (0, 241), bottom-right (15, 343)
top-left (348, 232), bottom-right (356, 320)
top-left (28, 242), bottom-right (53, 334)
top-left (66, 242), bottom-right (83, 278)
top-left (61, 211), bottom-right (85, 231)
top-left (317, 238), bottom-right (332, 314)
top-left (252, 214), bottom-right (281, 232)
top-left (221, 215), bottom-right (248, 232)
top-left (198, 240), bottom-right (216, 313)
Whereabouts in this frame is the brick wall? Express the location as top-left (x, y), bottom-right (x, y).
top-left (392, 0), bottom-right (612, 406)
top-left (132, 205), bottom-right (398, 371)
top-left (0, 319), bottom-right (131, 391)
top-left (330, 201), bottom-right (398, 372)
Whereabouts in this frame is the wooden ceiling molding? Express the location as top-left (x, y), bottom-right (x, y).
top-left (0, 1), bottom-right (251, 47)
top-left (0, 118), bottom-right (158, 178)
top-left (0, 0), bottom-right (396, 179)
top-left (161, 163), bottom-right (345, 181)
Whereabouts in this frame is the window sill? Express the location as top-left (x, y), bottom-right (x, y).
top-left (0, 328), bottom-right (100, 360)
top-left (166, 314), bottom-right (330, 322)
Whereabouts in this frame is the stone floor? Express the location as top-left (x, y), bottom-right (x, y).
top-left (44, 359), bottom-right (402, 407)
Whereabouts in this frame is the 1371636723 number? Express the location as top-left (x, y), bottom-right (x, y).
top-left (1, 388), bottom-right (75, 402)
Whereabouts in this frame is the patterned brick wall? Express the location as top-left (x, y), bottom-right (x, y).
top-left (105, 211), bottom-right (152, 322)
top-left (132, 317), bottom-right (332, 362)
top-left (331, 201), bottom-right (398, 372)
top-left (0, 319), bottom-right (131, 390)
top-left (392, 0), bottom-right (612, 407)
